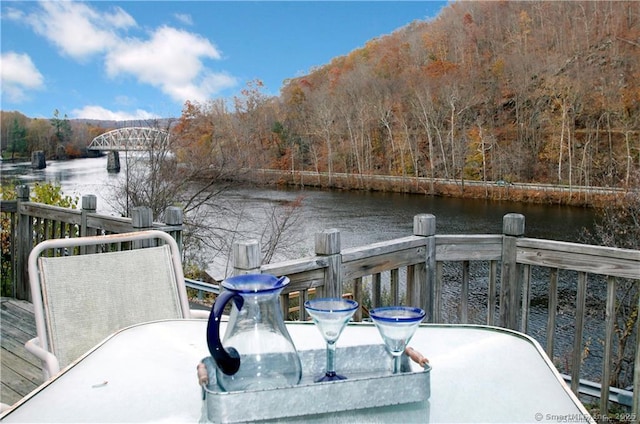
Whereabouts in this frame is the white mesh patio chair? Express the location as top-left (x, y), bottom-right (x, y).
top-left (26, 230), bottom-right (209, 379)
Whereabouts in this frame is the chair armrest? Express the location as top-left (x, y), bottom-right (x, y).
top-left (188, 309), bottom-right (210, 319)
top-left (25, 337), bottom-right (60, 379)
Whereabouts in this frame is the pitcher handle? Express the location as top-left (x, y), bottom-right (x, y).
top-left (206, 290), bottom-right (244, 376)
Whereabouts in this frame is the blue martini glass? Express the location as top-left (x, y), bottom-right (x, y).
top-left (304, 298), bottom-right (358, 382)
top-left (370, 306), bottom-right (426, 374)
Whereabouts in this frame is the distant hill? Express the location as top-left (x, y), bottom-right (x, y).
top-left (68, 118), bottom-right (176, 129)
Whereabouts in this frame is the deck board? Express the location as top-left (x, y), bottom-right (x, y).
top-left (1, 298), bottom-right (43, 407)
top-left (0, 297), bottom-right (211, 408)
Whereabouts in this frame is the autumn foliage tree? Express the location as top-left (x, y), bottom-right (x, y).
top-left (269, 1), bottom-right (640, 191)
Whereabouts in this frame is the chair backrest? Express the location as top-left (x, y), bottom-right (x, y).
top-left (29, 230), bottom-right (190, 370)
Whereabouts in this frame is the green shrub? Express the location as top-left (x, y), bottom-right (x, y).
top-left (1, 183), bottom-right (78, 296)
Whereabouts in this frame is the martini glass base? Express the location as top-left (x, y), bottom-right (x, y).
top-left (315, 371), bottom-right (348, 382)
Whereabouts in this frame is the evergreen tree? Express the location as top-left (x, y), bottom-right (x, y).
top-left (49, 109), bottom-right (73, 157)
top-left (9, 118), bottom-right (27, 160)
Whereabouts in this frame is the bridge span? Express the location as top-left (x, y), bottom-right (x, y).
top-left (88, 127), bottom-right (169, 152)
top-left (87, 127), bottom-right (170, 172)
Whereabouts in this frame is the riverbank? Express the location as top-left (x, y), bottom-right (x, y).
top-left (3, 156), bottom-right (629, 209)
top-left (237, 169), bottom-right (630, 209)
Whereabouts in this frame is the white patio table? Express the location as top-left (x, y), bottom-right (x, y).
top-left (0, 319), bottom-right (593, 423)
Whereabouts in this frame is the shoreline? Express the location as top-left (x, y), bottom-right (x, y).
top-left (3, 155), bottom-right (632, 209)
top-left (237, 169), bottom-right (632, 209)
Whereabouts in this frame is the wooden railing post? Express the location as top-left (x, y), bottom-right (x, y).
top-left (132, 206), bottom-right (153, 248)
top-left (164, 206), bottom-right (183, 253)
top-left (315, 229), bottom-right (342, 298)
top-left (132, 206), bottom-right (153, 230)
top-left (15, 185), bottom-right (31, 300)
top-left (411, 214), bottom-right (436, 322)
top-left (80, 195), bottom-right (98, 254)
top-left (80, 195), bottom-right (97, 237)
top-left (500, 213), bottom-right (525, 330)
top-left (232, 240), bottom-right (261, 275)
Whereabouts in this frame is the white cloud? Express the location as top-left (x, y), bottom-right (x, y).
top-left (106, 26), bottom-right (236, 103)
top-left (8, 2), bottom-right (238, 109)
top-left (174, 13), bottom-right (193, 26)
top-left (103, 6), bottom-right (137, 29)
top-left (70, 105), bottom-right (159, 121)
top-left (3, 7), bottom-right (25, 21)
top-left (0, 52), bottom-right (44, 102)
top-left (24, 1), bottom-right (135, 60)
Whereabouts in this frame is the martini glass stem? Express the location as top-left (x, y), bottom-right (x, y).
top-left (325, 341), bottom-right (337, 377)
top-left (393, 355), bottom-right (401, 374)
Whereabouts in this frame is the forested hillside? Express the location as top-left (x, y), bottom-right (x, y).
top-left (3, 1), bottom-right (638, 193)
top-left (174, 0), bottom-right (639, 191)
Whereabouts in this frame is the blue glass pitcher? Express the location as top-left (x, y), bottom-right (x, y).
top-left (206, 274), bottom-right (302, 391)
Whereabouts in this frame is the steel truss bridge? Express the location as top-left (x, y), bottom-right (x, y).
top-left (88, 127), bottom-right (169, 151)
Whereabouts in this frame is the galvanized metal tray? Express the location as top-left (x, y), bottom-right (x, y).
top-left (199, 344), bottom-right (431, 423)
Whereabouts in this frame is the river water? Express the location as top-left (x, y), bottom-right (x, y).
top-left (3, 157), bottom-right (617, 383)
top-left (0, 156), bottom-right (596, 243)
top-left (1, 156), bottom-right (598, 278)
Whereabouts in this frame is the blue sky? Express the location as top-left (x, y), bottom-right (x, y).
top-left (1, 1), bottom-right (448, 121)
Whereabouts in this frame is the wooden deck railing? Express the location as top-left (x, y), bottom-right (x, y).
top-left (231, 214), bottom-right (639, 417)
top-left (1, 186), bottom-right (638, 417)
top-left (1, 185), bottom-right (184, 300)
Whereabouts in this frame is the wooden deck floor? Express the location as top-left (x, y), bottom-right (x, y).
top-left (0, 297), bottom-right (212, 409)
top-left (0, 298), bottom-right (43, 407)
